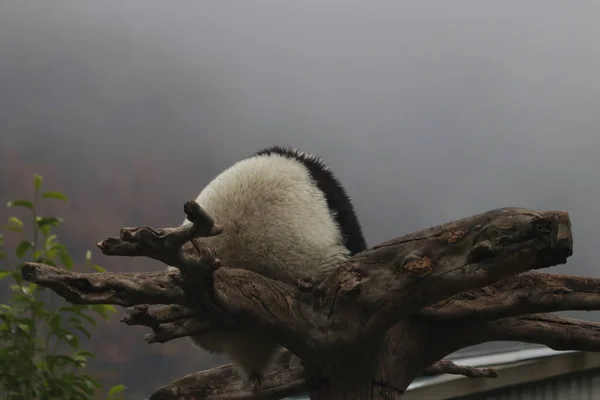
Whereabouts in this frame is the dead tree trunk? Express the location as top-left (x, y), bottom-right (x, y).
top-left (21, 202), bottom-right (599, 400)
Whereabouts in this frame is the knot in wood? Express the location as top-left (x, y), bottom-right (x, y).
top-left (339, 268), bottom-right (362, 294)
top-left (441, 229), bottom-right (467, 243)
top-left (403, 256), bottom-right (433, 278)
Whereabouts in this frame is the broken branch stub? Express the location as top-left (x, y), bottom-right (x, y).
top-left (182, 200), bottom-right (223, 238)
top-left (423, 360), bottom-right (498, 378)
top-left (97, 201), bottom-right (223, 286)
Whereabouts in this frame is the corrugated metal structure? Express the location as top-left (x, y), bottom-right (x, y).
top-left (455, 368), bottom-right (600, 400)
top-left (405, 350), bottom-right (600, 399)
top-left (287, 348), bottom-right (600, 399)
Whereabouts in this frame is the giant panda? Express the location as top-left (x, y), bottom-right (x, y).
top-left (181, 145), bottom-right (367, 384)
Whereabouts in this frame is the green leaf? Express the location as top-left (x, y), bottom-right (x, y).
top-left (92, 304), bottom-right (116, 319)
top-left (51, 243), bottom-right (68, 252)
top-left (74, 350), bottom-right (95, 359)
top-left (71, 321), bottom-right (91, 339)
top-left (6, 200), bottom-right (34, 210)
top-left (87, 375), bottom-right (101, 388)
top-left (45, 234), bottom-right (58, 251)
top-left (16, 240), bottom-right (33, 258)
top-left (36, 216), bottom-right (63, 228)
top-left (59, 251), bottom-right (74, 270)
top-left (63, 333), bottom-right (79, 348)
top-left (72, 375), bottom-right (100, 394)
top-left (16, 323), bottom-right (30, 334)
top-left (0, 270), bottom-right (9, 280)
top-left (11, 268), bottom-right (23, 284)
top-left (7, 216), bottom-right (23, 227)
top-left (20, 283), bottom-right (37, 296)
top-left (5, 224), bottom-right (23, 233)
top-left (77, 312), bottom-right (97, 327)
top-left (49, 314), bottom-right (62, 332)
top-left (33, 249), bottom-right (43, 260)
top-left (33, 174), bottom-right (43, 191)
top-left (5, 216), bottom-right (24, 232)
top-left (41, 191), bottom-right (69, 202)
top-left (39, 224), bottom-right (51, 237)
top-left (46, 354), bottom-right (78, 368)
top-left (107, 384), bottom-right (127, 398)
top-left (91, 264), bottom-right (105, 272)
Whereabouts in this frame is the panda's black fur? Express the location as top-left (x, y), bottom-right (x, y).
top-left (253, 145), bottom-right (367, 256)
top-left (183, 145), bottom-right (367, 384)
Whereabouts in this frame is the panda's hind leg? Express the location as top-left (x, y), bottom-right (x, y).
top-left (222, 330), bottom-right (279, 388)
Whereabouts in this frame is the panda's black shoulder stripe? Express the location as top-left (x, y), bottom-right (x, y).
top-left (252, 145), bottom-right (367, 256)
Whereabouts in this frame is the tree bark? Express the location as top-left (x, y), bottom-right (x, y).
top-left (21, 203), bottom-right (585, 399)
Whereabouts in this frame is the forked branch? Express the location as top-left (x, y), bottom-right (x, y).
top-left (99, 200), bottom-right (223, 281)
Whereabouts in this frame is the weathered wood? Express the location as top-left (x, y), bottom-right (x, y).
top-left (423, 361), bottom-right (498, 378)
top-left (421, 271), bottom-right (600, 319)
top-left (20, 264), bottom-right (186, 306)
top-left (149, 349), bottom-right (306, 400)
top-left (481, 314), bottom-right (600, 351)
top-left (20, 204), bottom-right (582, 399)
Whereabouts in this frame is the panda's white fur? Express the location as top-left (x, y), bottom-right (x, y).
top-left (181, 146), bottom-right (367, 382)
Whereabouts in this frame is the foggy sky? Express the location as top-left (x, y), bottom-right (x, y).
top-left (2, 0), bottom-right (600, 393)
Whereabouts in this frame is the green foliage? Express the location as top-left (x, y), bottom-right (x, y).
top-left (0, 175), bottom-right (126, 400)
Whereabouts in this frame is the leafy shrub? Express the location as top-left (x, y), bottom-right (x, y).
top-left (0, 175), bottom-right (126, 400)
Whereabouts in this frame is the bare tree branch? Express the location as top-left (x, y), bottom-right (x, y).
top-left (20, 263), bottom-right (186, 307)
top-left (422, 360), bottom-right (498, 378)
top-left (480, 313), bottom-right (600, 352)
top-left (98, 200), bottom-right (223, 282)
top-left (121, 304), bottom-right (200, 328)
top-left (145, 318), bottom-right (216, 344)
top-left (423, 272), bottom-right (600, 320)
top-left (149, 350), bottom-right (306, 400)
top-left (121, 305), bottom-right (218, 343)
top-left (122, 305), bottom-right (206, 344)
